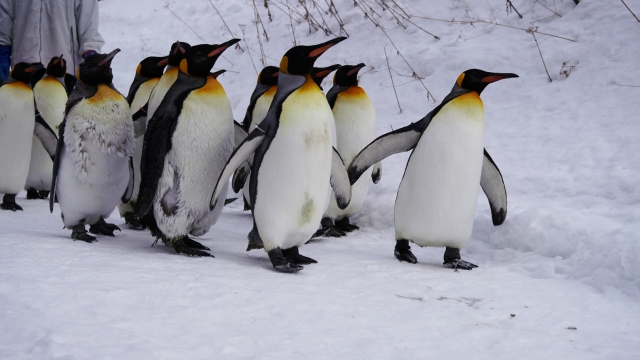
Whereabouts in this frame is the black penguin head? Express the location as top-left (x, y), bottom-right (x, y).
top-left (137, 56), bottom-right (169, 78)
top-left (179, 39), bottom-right (241, 77)
top-left (168, 41), bottom-right (191, 67)
top-left (333, 63), bottom-right (365, 87)
top-left (209, 69), bottom-right (226, 79)
top-left (311, 64), bottom-right (341, 88)
top-left (46, 55), bottom-right (67, 78)
top-left (456, 69), bottom-right (519, 94)
top-left (77, 49), bottom-right (121, 85)
top-left (257, 66), bottom-right (279, 86)
top-left (279, 37), bottom-right (346, 76)
top-left (10, 62), bottom-right (41, 84)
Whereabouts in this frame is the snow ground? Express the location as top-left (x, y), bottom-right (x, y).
top-left (2, 0), bottom-right (640, 358)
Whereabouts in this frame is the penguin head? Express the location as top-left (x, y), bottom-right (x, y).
top-left (279, 37), bottom-right (346, 76)
top-left (209, 69), bottom-right (226, 79)
top-left (10, 62), bottom-right (41, 84)
top-left (77, 49), bottom-right (121, 85)
top-left (456, 69), bottom-right (519, 94)
top-left (46, 55), bottom-right (67, 78)
top-left (179, 39), bottom-right (241, 77)
top-left (311, 64), bottom-right (341, 88)
top-left (168, 41), bottom-right (191, 67)
top-left (257, 66), bottom-right (279, 86)
top-left (333, 63), bottom-right (365, 87)
top-left (137, 56), bottom-right (169, 78)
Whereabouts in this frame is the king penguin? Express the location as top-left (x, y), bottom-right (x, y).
top-left (210, 37), bottom-right (352, 272)
top-left (117, 55), bottom-right (169, 230)
top-left (310, 64), bottom-right (341, 91)
top-left (0, 63), bottom-right (41, 211)
top-left (316, 63), bottom-right (381, 237)
top-left (50, 49), bottom-right (136, 242)
top-left (135, 39), bottom-right (240, 257)
top-left (24, 55), bottom-right (73, 200)
top-left (347, 69), bottom-right (517, 270)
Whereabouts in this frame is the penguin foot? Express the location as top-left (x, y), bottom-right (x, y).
top-left (183, 238), bottom-right (210, 251)
top-left (1, 194), bottom-right (22, 211)
top-left (394, 239), bottom-right (417, 264)
top-left (89, 219), bottom-right (121, 237)
top-left (224, 197), bottom-right (237, 206)
top-left (335, 217), bottom-right (359, 232)
top-left (443, 259), bottom-right (478, 270)
top-left (124, 213), bottom-right (147, 231)
top-left (71, 225), bottom-right (96, 243)
top-left (39, 190), bottom-right (50, 199)
top-left (26, 188), bottom-right (46, 200)
top-left (268, 248), bottom-right (303, 273)
top-left (442, 247), bottom-right (477, 270)
top-left (313, 218), bottom-right (346, 238)
top-left (282, 246), bottom-right (317, 265)
top-left (172, 237), bottom-right (213, 257)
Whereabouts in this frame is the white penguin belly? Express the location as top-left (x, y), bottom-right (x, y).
top-left (26, 77), bottom-right (67, 190)
top-left (146, 68), bottom-right (178, 121)
top-left (57, 144), bottom-right (130, 226)
top-left (153, 80), bottom-right (234, 240)
top-left (119, 79), bottom-right (159, 215)
top-left (0, 83), bottom-right (35, 194)
top-left (253, 83), bottom-right (333, 251)
top-left (326, 87), bottom-right (377, 219)
top-left (395, 93), bottom-right (485, 249)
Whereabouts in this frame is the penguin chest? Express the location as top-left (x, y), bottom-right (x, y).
top-left (249, 86), bottom-right (276, 130)
top-left (0, 83), bottom-right (36, 193)
top-left (147, 68), bottom-right (178, 119)
top-left (326, 87), bottom-right (377, 218)
top-left (34, 77), bottom-right (67, 129)
top-left (395, 92), bottom-right (485, 247)
top-left (254, 84), bottom-right (333, 249)
top-left (130, 79), bottom-right (159, 116)
top-left (154, 80), bottom-right (234, 237)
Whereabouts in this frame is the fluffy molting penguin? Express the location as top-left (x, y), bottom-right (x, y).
top-left (210, 37), bottom-right (352, 272)
top-left (118, 55), bottom-right (169, 230)
top-left (135, 39), bottom-right (240, 257)
top-left (50, 49), bottom-right (135, 242)
top-left (25, 55), bottom-right (73, 200)
top-left (317, 63), bottom-right (380, 237)
top-left (0, 63), bottom-right (42, 211)
top-left (347, 69), bottom-right (517, 270)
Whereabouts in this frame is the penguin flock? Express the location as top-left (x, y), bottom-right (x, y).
top-left (0, 36), bottom-right (517, 273)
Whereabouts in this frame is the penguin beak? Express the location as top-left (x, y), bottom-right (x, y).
top-left (210, 69), bottom-right (226, 79)
top-left (273, 71), bottom-right (279, 77)
top-left (481, 72), bottom-right (519, 83)
top-left (314, 64), bottom-right (341, 79)
top-left (346, 63), bottom-right (366, 77)
top-left (208, 39), bottom-right (241, 58)
top-left (24, 67), bottom-right (38, 73)
top-left (308, 37), bottom-right (347, 58)
top-left (157, 57), bottom-right (169, 67)
top-left (98, 49), bottom-right (121, 66)
top-left (173, 41), bottom-right (186, 55)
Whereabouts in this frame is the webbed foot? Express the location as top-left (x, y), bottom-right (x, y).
top-left (26, 188), bottom-right (46, 200)
top-left (89, 218), bottom-right (121, 237)
top-left (183, 238), bottom-right (210, 251)
top-left (39, 190), bottom-right (50, 198)
top-left (224, 197), bottom-right (237, 206)
top-left (394, 239), bottom-right (417, 264)
top-left (443, 247), bottom-right (477, 270)
top-left (313, 217), bottom-right (346, 238)
top-left (282, 246), bottom-right (317, 265)
top-left (1, 194), bottom-right (23, 211)
top-left (335, 217), bottom-right (359, 232)
top-left (124, 213), bottom-right (147, 231)
top-left (268, 248), bottom-right (303, 273)
top-left (172, 237), bottom-right (213, 257)
top-left (71, 225), bottom-right (96, 243)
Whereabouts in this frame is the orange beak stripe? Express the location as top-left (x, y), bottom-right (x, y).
top-left (158, 58), bottom-right (169, 67)
top-left (481, 75), bottom-right (505, 83)
top-left (208, 46), bottom-right (229, 58)
top-left (315, 70), bottom-right (332, 78)
top-left (309, 44), bottom-right (333, 58)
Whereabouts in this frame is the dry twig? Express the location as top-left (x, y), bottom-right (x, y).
top-left (620, 0), bottom-right (640, 22)
top-left (206, 0), bottom-right (245, 51)
top-left (384, 47), bottom-right (402, 113)
top-left (530, 29), bottom-right (552, 82)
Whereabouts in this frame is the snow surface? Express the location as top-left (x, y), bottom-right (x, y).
top-left (2, 0), bottom-right (640, 358)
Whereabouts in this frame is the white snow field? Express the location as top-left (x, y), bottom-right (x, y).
top-left (2, 0), bottom-right (640, 358)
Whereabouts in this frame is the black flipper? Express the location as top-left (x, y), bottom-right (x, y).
top-left (231, 161), bottom-right (250, 193)
top-left (49, 119), bottom-right (66, 212)
top-left (347, 84), bottom-right (472, 185)
top-left (330, 147), bottom-right (351, 210)
top-left (33, 114), bottom-right (58, 160)
top-left (480, 148), bottom-right (507, 226)
top-left (372, 162), bottom-right (382, 184)
top-left (135, 72), bottom-right (207, 219)
top-left (326, 84), bottom-right (349, 109)
top-left (210, 127), bottom-right (265, 210)
top-left (121, 157), bottom-right (135, 203)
